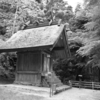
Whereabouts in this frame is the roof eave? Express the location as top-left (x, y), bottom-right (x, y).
top-left (0, 45), bottom-right (52, 53)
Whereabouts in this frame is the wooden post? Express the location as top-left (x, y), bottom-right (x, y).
top-left (50, 84), bottom-right (56, 97)
top-left (79, 79), bottom-right (81, 89)
top-left (49, 71), bottom-right (57, 97)
top-left (92, 82), bottom-right (94, 90)
top-left (50, 84), bottom-right (52, 97)
top-left (49, 72), bottom-right (53, 97)
top-left (69, 80), bottom-right (72, 88)
top-left (53, 84), bottom-right (57, 94)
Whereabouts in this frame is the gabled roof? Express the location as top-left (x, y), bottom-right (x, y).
top-left (0, 25), bottom-right (65, 51)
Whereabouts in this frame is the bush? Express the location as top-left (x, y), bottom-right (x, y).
top-left (0, 52), bottom-right (17, 78)
top-left (53, 58), bottom-right (76, 82)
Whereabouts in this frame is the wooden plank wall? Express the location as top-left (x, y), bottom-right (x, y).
top-left (52, 49), bottom-right (66, 60)
top-left (52, 31), bottom-right (70, 60)
top-left (16, 72), bottom-right (41, 86)
top-left (15, 51), bottom-right (41, 86)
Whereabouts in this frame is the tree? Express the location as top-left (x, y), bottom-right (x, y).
top-left (0, 0), bottom-right (44, 38)
top-left (75, 3), bottom-right (82, 14)
top-left (53, 0), bottom-right (100, 82)
top-left (73, 0), bottom-right (100, 81)
top-left (43, 0), bottom-right (73, 24)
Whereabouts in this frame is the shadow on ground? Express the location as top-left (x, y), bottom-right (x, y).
top-left (0, 77), bottom-right (15, 84)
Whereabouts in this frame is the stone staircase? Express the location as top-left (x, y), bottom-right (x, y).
top-left (41, 73), bottom-right (71, 95)
top-left (42, 73), bottom-right (63, 87)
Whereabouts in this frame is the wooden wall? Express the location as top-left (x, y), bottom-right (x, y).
top-left (51, 32), bottom-right (70, 60)
top-left (15, 51), bottom-right (42, 86)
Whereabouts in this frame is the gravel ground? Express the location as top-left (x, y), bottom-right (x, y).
top-left (51, 88), bottom-right (100, 100)
top-left (0, 86), bottom-right (45, 100)
top-left (0, 84), bottom-right (100, 100)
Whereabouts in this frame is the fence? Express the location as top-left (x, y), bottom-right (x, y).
top-left (50, 80), bottom-right (100, 97)
top-left (70, 80), bottom-right (100, 90)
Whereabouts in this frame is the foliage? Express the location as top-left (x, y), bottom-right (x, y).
top-left (84, 0), bottom-right (99, 6)
top-left (0, 0), bottom-right (74, 37)
top-left (0, 0), bottom-right (44, 38)
top-left (75, 3), bottom-right (82, 13)
top-left (53, 59), bottom-right (71, 82)
top-left (0, 52), bottom-right (17, 78)
top-left (69, 16), bottom-right (89, 31)
top-left (68, 4), bottom-right (90, 31)
top-left (53, 56), bottom-right (89, 82)
top-left (43, 0), bottom-right (73, 24)
top-left (51, 0), bottom-right (100, 82)
top-left (77, 0), bottom-right (100, 60)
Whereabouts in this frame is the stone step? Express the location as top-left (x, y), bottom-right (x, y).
top-left (42, 73), bottom-right (63, 87)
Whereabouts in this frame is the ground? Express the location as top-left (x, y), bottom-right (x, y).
top-left (52, 88), bottom-right (100, 100)
top-left (0, 84), bottom-right (100, 100)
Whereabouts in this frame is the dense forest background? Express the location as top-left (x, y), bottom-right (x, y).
top-left (0, 0), bottom-right (100, 82)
